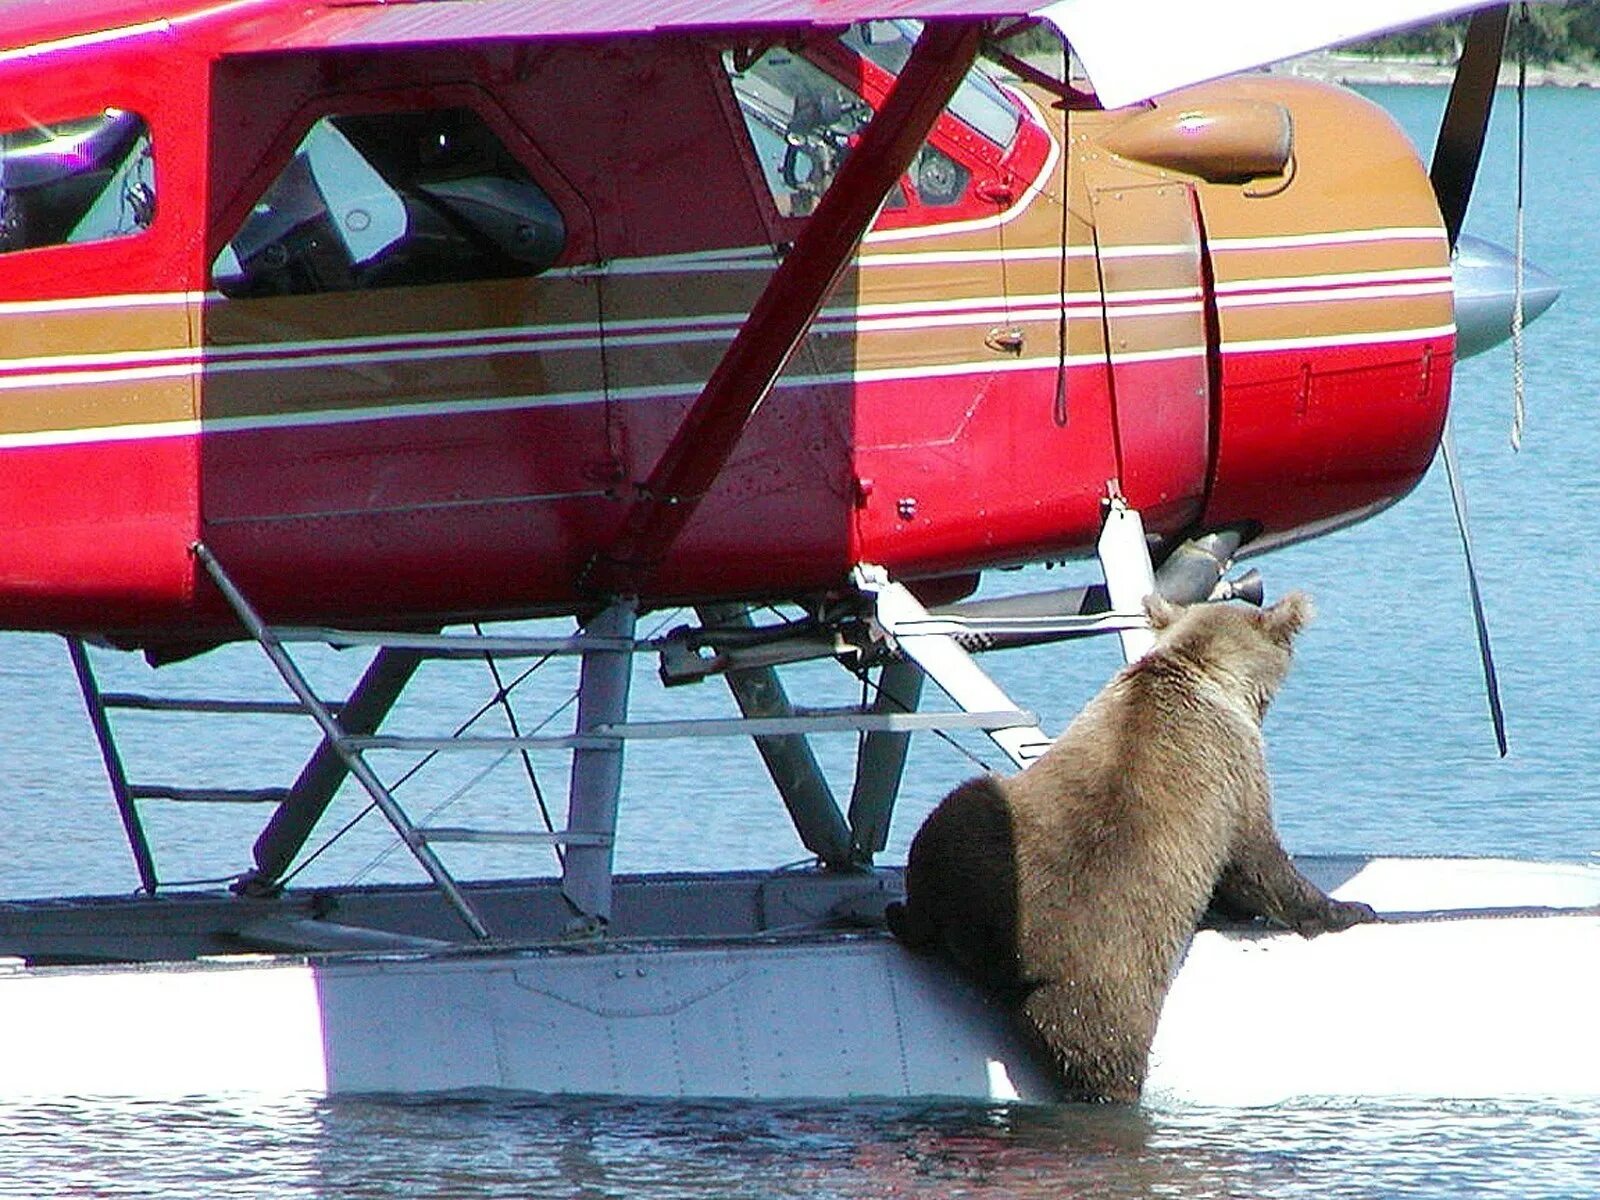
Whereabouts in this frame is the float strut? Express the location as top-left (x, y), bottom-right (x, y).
top-left (696, 604), bottom-right (854, 870)
top-left (1097, 492), bottom-right (1158, 663)
top-left (238, 646), bottom-right (424, 895)
top-left (560, 599), bottom-right (638, 928)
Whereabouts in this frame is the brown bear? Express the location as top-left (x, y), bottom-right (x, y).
top-left (886, 591), bottom-right (1377, 1103)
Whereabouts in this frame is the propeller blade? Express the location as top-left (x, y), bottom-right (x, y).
top-left (1430, 3), bottom-right (1511, 248)
top-left (1438, 417), bottom-right (1508, 757)
top-left (1428, 5), bottom-right (1512, 756)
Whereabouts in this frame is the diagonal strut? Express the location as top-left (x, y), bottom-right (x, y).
top-left (584, 19), bottom-right (985, 596)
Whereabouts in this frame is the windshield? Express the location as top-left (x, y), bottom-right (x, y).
top-left (839, 21), bottom-right (1022, 148)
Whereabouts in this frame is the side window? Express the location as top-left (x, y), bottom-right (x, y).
top-left (722, 47), bottom-right (872, 218)
top-left (0, 109), bottom-right (155, 253)
top-left (212, 107), bottom-right (566, 298)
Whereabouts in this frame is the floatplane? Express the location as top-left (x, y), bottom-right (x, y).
top-left (0, 0), bottom-right (1588, 1105)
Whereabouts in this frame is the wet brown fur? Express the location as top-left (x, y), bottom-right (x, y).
top-left (886, 592), bottom-right (1377, 1103)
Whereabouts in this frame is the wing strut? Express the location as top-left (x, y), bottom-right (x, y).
top-left (584, 19), bottom-right (985, 596)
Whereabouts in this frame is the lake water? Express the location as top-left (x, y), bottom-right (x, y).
top-left (2, 83), bottom-right (1598, 1196)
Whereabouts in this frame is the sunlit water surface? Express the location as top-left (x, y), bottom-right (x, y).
top-left (4, 1094), bottom-right (1599, 1199)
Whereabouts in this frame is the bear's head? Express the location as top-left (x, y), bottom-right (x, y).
top-left (1142, 591), bottom-right (1313, 717)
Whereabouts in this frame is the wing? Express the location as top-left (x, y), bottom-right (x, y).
top-left (220, 0), bottom-right (1505, 109)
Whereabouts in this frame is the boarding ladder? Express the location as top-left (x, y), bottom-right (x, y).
top-left (71, 546), bottom-right (643, 942)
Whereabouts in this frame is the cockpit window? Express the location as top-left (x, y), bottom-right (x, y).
top-left (723, 25), bottom-right (1020, 220)
top-left (0, 108), bottom-right (155, 253)
top-left (213, 107), bottom-right (566, 298)
top-left (722, 43), bottom-right (978, 218)
top-left (721, 46), bottom-right (873, 218)
top-left (840, 21), bottom-right (1022, 148)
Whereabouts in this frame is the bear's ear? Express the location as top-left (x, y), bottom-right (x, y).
top-left (1260, 590), bottom-right (1314, 641)
top-left (1143, 593), bottom-right (1181, 630)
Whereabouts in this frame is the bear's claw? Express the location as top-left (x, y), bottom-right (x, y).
top-left (1296, 899), bottom-right (1380, 936)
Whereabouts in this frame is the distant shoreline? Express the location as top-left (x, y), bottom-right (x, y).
top-left (1277, 50), bottom-right (1600, 88)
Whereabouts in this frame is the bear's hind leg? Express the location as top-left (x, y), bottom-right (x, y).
top-left (1021, 979), bottom-right (1154, 1104)
top-left (884, 898), bottom-right (938, 951)
top-left (892, 775), bottom-right (1024, 987)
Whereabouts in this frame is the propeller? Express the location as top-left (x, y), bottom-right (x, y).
top-left (1430, 5), bottom-right (1510, 248)
top-left (1428, 3), bottom-right (1511, 756)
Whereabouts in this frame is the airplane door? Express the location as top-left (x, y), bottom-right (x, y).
top-left (1084, 172), bottom-right (1212, 535)
top-left (199, 88), bottom-right (612, 613)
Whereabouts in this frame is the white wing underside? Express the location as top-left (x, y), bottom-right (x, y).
top-left (1039, 0), bottom-right (1497, 107)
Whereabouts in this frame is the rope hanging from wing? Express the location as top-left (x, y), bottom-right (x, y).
top-left (1509, 0), bottom-right (1529, 452)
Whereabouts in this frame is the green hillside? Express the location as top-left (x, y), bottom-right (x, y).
top-left (1354, 6), bottom-right (1600, 66)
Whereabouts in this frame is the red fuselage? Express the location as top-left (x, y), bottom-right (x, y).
top-left (0, 3), bottom-right (1453, 643)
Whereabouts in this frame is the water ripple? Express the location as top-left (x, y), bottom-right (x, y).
top-left (1, 1094), bottom-right (1597, 1199)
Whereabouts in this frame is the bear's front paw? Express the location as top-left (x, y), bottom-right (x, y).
top-left (1295, 899), bottom-right (1379, 937)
